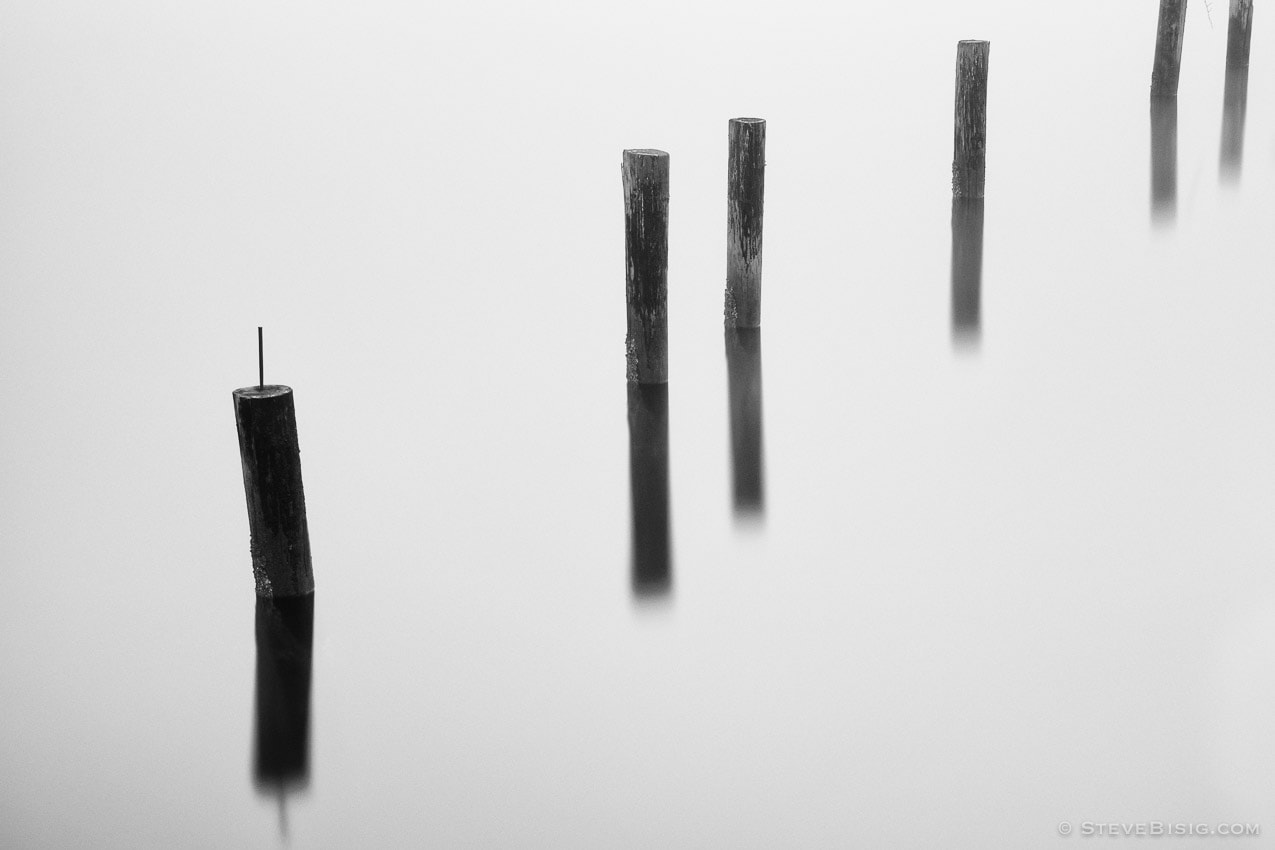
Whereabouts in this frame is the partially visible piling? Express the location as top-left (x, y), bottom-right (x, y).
top-left (725, 328), bottom-right (764, 516)
top-left (623, 149), bottom-right (670, 384)
top-left (234, 385), bottom-right (314, 597)
top-left (627, 383), bottom-right (671, 597)
top-left (950, 197), bottom-right (985, 345)
top-left (726, 119), bottom-right (766, 328)
top-left (1150, 97), bottom-right (1178, 222)
top-left (1151, 0), bottom-right (1189, 96)
top-left (953, 41), bottom-right (990, 198)
top-left (1149, 1), bottom-right (1186, 216)
top-left (1220, 0), bottom-right (1253, 179)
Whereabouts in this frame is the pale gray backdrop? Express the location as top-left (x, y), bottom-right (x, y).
top-left (1, 1), bottom-right (1273, 847)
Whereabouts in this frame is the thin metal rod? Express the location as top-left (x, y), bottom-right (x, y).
top-left (258, 327), bottom-right (264, 388)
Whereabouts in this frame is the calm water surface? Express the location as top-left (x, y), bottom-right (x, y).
top-left (1, 2), bottom-right (1274, 847)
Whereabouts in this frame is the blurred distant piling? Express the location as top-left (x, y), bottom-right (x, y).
top-left (623, 149), bottom-right (670, 384)
top-left (1150, 97), bottom-right (1178, 222)
top-left (1151, 0), bottom-right (1188, 96)
top-left (724, 328), bottom-right (764, 516)
top-left (234, 332), bottom-right (314, 597)
top-left (725, 118), bottom-right (766, 328)
top-left (628, 383), bottom-right (671, 597)
top-left (1220, 0), bottom-right (1253, 179)
top-left (950, 197), bottom-right (985, 344)
top-left (952, 40), bottom-right (990, 198)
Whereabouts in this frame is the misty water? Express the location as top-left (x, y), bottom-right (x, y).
top-left (1, 2), bottom-right (1273, 847)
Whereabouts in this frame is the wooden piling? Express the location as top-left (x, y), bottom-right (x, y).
top-left (1220, 0), bottom-right (1253, 179)
top-left (953, 40), bottom-right (990, 198)
top-left (726, 119), bottom-right (766, 328)
top-left (1151, 0), bottom-right (1188, 96)
top-left (623, 149), bottom-right (670, 384)
top-left (1226, 0), bottom-right (1253, 70)
top-left (234, 385), bottom-right (314, 597)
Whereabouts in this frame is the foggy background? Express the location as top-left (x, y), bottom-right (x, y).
top-left (1, 1), bottom-right (1273, 847)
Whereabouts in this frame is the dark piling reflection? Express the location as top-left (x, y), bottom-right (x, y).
top-left (724, 328), bottom-right (765, 519)
top-left (1219, 67), bottom-right (1250, 182)
top-left (1150, 96), bottom-right (1178, 224)
top-left (254, 592), bottom-right (315, 835)
top-left (950, 197), bottom-right (985, 347)
top-left (627, 384), bottom-right (671, 598)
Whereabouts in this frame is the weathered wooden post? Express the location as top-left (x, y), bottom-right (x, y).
top-left (953, 41), bottom-right (990, 199)
top-left (234, 331), bottom-right (315, 598)
top-left (1226, 0), bottom-right (1254, 69)
top-left (627, 383), bottom-right (671, 597)
top-left (1220, 0), bottom-right (1253, 179)
top-left (1149, 0), bottom-right (1186, 216)
top-left (950, 198), bottom-right (985, 344)
top-left (725, 118), bottom-right (766, 328)
top-left (234, 386), bottom-right (314, 596)
top-left (623, 149), bottom-right (670, 384)
top-left (1151, 0), bottom-right (1189, 96)
top-left (724, 328), bottom-right (764, 516)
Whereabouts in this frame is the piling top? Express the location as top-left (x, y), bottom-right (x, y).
top-left (958, 39), bottom-right (990, 46)
top-left (234, 384), bottom-right (294, 400)
top-left (623, 149), bottom-right (669, 159)
top-left (730, 117), bottom-right (766, 125)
